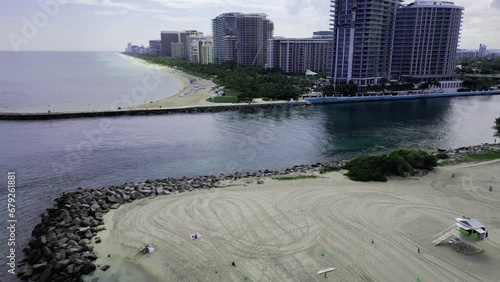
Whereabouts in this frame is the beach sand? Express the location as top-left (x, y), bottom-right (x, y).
top-left (119, 54), bottom-right (226, 109)
top-left (88, 161), bottom-right (500, 282)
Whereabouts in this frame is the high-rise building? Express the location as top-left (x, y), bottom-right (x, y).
top-left (161, 31), bottom-right (179, 57)
top-left (149, 40), bottom-right (162, 55)
top-left (171, 42), bottom-right (184, 58)
top-left (266, 37), bottom-right (331, 73)
top-left (330, 0), bottom-right (400, 86)
top-left (212, 13), bottom-right (241, 64)
top-left (179, 30), bottom-right (203, 59)
top-left (188, 35), bottom-right (214, 64)
top-left (391, 1), bottom-right (464, 81)
top-left (312, 31), bottom-right (334, 39)
top-left (235, 13), bottom-right (274, 66)
top-left (223, 35), bottom-right (237, 62)
top-left (479, 44), bottom-right (487, 57)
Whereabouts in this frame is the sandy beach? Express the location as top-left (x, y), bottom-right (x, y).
top-left (88, 160), bottom-right (500, 282)
top-left (119, 54), bottom-right (226, 109)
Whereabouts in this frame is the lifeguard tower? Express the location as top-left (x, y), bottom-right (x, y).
top-left (431, 217), bottom-right (488, 254)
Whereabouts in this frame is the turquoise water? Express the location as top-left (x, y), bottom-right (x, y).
top-left (0, 51), bottom-right (182, 113)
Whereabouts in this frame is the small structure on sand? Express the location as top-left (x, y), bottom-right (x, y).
top-left (317, 267), bottom-right (335, 278)
top-left (432, 217), bottom-right (488, 254)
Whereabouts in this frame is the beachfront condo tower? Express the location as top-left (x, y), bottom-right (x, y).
top-left (266, 37), bottom-right (331, 73)
top-left (235, 13), bottom-right (274, 67)
top-left (179, 30), bottom-right (204, 59)
top-left (161, 31), bottom-right (180, 57)
top-left (330, 0), bottom-right (400, 86)
top-left (212, 13), bottom-right (242, 64)
top-left (391, 1), bottom-right (464, 82)
top-left (212, 13), bottom-right (274, 67)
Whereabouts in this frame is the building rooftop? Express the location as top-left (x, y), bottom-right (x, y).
top-left (407, 0), bottom-right (464, 8)
top-left (455, 217), bottom-right (485, 230)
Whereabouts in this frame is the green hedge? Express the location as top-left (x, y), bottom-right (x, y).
top-left (343, 149), bottom-right (438, 182)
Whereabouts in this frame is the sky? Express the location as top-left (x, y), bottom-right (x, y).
top-left (0, 0), bottom-right (499, 51)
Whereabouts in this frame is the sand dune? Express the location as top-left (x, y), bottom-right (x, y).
top-left (90, 161), bottom-right (500, 281)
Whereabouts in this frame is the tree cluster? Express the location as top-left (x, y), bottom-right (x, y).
top-left (457, 57), bottom-right (500, 75)
top-left (132, 54), bottom-right (317, 101)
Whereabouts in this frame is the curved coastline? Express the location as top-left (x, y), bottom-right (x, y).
top-left (16, 144), bottom-right (499, 281)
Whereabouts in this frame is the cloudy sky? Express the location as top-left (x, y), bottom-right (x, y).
top-left (1, 0), bottom-right (499, 51)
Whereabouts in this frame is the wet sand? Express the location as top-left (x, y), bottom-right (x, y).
top-left (91, 160), bottom-right (500, 281)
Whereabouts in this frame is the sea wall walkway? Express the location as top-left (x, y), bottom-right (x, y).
top-left (306, 90), bottom-right (500, 104)
top-left (1, 90), bottom-right (499, 121)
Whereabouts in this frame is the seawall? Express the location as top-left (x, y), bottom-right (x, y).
top-left (1, 90), bottom-right (499, 121)
top-left (306, 90), bottom-right (500, 104)
top-left (0, 102), bottom-right (310, 121)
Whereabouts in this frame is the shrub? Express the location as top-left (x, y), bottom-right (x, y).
top-left (435, 153), bottom-right (449, 159)
top-left (344, 156), bottom-right (388, 182)
top-left (343, 149), bottom-right (438, 182)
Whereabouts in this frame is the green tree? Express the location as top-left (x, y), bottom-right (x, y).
top-left (493, 117), bottom-right (500, 138)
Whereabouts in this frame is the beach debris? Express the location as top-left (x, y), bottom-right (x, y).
top-left (100, 265), bottom-right (110, 271)
top-left (322, 250), bottom-right (325, 256)
top-left (257, 179), bottom-right (265, 185)
top-left (451, 173), bottom-right (455, 178)
top-left (190, 232), bottom-right (201, 240)
top-left (416, 276), bottom-right (421, 281)
top-left (417, 248), bottom-right (420, 253)
top-left (244, 274), bottom-right (248, 280)
top-left (489, 186), bottom-right (493, 192)
top-left (371, 239), bottom-right (374, 244)
top-left (139, 244), bottom-right (154, 254)
top-left (232, 261), bottom-right (236, 267)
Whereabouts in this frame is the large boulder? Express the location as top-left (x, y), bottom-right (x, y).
top-left (106, 195), bottom-right (117, 203)
top-left (54, 259), bottom-right (70, 271)
top-left (40, 265), bottom-right (53, 282)
top-left (130, 191), bottom-right (145, 200)
top-left (80, 262), bottom-right (96, 274)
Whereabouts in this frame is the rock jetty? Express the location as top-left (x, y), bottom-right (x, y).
top-left (17, 161), bottom-right (343, 281)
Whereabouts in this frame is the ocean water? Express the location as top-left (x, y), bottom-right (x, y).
top-left (0, 51), bottom-right (182, 113)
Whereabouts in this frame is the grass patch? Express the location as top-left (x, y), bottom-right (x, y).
top-left (274, 175), bottom-right (319, 181)
top-left (206, 96), bottom-right (239, 103)
top-left (323, 165), bottom-right (343, 172)
top-left (440, 152), bottom-right (500, 166)
top-left (207, 88), bottom-right (242, 103)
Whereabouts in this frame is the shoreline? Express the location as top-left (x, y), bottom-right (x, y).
top-left (16, 143), bottom-right (500, 281)
top-left (118, 54), bottom-right (222, 109)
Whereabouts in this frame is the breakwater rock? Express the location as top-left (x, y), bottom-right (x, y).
top-left (0, 102), bottom-right (310, 121)
top-left (17, 161), bottom-right (343, 281)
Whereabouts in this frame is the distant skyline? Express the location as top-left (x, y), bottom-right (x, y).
top-left (1, 0), bottom-right (500, 51)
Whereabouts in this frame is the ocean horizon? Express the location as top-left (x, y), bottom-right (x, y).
top-left (0, 51), bottom-right (182, 113)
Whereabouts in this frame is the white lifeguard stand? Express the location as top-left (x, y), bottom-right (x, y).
top-left (431, 217), bottom-right (488, 254)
